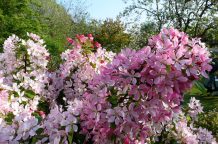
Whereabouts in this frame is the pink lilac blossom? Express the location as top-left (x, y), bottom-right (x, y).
top-left (80, 28), bottom-right (212, 143)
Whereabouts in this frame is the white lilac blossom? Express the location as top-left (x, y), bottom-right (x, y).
top-left (160, 98), bottom-right (217, 144)
top-left (197, 127), bottom-right (217, 144)
top-left (0, 33), bottom-right (48, 143)
top-left (188, 97), bottom-right (203, 118)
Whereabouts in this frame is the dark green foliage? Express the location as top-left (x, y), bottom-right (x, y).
top-left (4, 112), bottom-right (15, 125)
top-left (56, 90), bottom-right (67, 109)
top-left (38, 100), bottom-right (50, 114)
top-left (94, 19), bottom-right (131, 52)
top-left (36, 0), bottom-right (74, 54)
top-left (0, 0), bottom-right (42, 48)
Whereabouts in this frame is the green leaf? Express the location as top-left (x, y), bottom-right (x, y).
top-left (68, 128), bottom-right (74, 144)
top-left (166, 65), bottom-right (171, 73)
top-left (25, 89), bottom-right (35, 99)
top-left (108, 87), bottom-right (119, 107)
top-left (12, 91), bottom-right (19, 97)
top-left (32, 112), bottom-right (42, 123)
top-left (36, 128), bottom-right (44, 135)
top-left (108, 95), bottom-right (118, 107)
top-left (31, 137), bottom-right (38, 144)
top-left (110, 122), bottom-right (116, 129)
top-left (186, 115), bottom-right (191, 122)
top-left (194, 81), bottom-right (207, 94)
top-left (38, 100), bottom-right (50, 114)
top-left (4, 112), bottom-right (15, 125)
top-left (90, 62), bottom-right (96, 68)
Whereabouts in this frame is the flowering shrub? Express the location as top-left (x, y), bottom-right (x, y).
top-left (80, 28), bottom-right (213, 143)
top-left (0, 28), bottom-right (217, 144)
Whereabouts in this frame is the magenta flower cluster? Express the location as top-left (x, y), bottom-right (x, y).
top-left (0, 28), bottom-right (216, 144)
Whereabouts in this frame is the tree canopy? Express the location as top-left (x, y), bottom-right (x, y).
top-left (123, 0), bottom-right (218, 47)
top-left (0, 0), bottom-right (42, 46)
top-left (94, 19), bottom-right (131, 52)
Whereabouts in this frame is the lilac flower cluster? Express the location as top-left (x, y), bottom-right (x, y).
top-left (0, 33), bottom-right (48, 143)
top-left (80, 28), bottom-right (213, 143)
top-left (46, 34), bottom-right (114, 104)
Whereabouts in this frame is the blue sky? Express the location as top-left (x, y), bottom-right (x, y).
top-left (86, 0), bottom-right (126, 20)
top-left (57, 0), bottom-right (145, 25)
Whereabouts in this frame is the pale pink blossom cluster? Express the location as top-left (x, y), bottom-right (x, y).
top-left (0, 86), bottom-right (43, 143)
top-left (0, 33), bottom-right (114, 143)
top-left (0, 89), bottom-right (11, 114)
top-left (0, 34), bottom-right (21, 84)
top-left (163, 98), bottom-right (217, 144)
top-left (0, 29), bottom-right (217, 144)
top-left (46, 34), bottom-right (114, 102)
top-left (42, 100), bottom-right (81, 144)
top-left (0, 33), bottom-right (49, 143)
top-left (0, 33), bottom-right (49, 95)
top-left (173, 119), bottom-right (199, 144)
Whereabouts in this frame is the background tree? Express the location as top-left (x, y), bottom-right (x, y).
top-left (70, 19), bottom-right (100, 37)
top-left (95, 19), bottom-right (131, 52)
top-left (123, 0), bottom-right (218, 47)
top-left (36, 0), bottom-right (73, 54)
top-left (58, 0), bottom-right (88, 22)
top-left (128, 22), bottom-right (159, 49)
top-left (0, 0), bottom-right (42, 47)
top-left (68, 18), bottom-right (131, 53)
